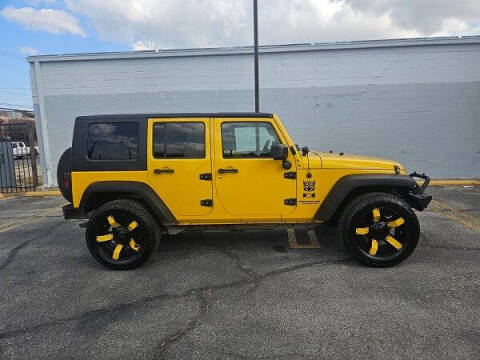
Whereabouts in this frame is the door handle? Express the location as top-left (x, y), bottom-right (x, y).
top-left (154, 168), bottom-right (174, 174)
top-left (218, 168), bottom-right (238, 174)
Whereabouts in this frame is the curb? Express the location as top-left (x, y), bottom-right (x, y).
top-left (417, 179), bottom-right (480, 187)
top-left (24, 190), bottom-right (62, 197)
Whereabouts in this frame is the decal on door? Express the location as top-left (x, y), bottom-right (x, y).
top-left (299, 179), bottom-right (320, 205)
top-left (303, 180), bottom-right (315, 198)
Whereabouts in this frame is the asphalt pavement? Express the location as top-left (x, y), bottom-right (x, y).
top-left (0, 186), bottom-right (479, 359)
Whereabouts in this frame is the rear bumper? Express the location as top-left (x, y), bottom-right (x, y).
top-left (407, 172), bottom-right (432, 211)
top-left (63, 204), bottom-right (87, 220)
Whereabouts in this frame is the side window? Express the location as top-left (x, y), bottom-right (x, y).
top-left (87, 122), bottom-right (138, 160)
top-left (153, 122), bottom-right (205, 159)
top-left (153, 124), bottom-right (165, 158)
top-left (221, 122), bottom-right (281, 158)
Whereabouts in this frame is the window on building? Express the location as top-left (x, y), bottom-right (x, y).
top-left (87, 122), bottom-right (138, 160)
top-left (221, 122), bottom-right (280, 158)
top-left (153, 122), bottom-right (205, 158)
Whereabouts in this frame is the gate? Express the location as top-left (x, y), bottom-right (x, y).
top-left (0, 123), bottom-right (39, 193)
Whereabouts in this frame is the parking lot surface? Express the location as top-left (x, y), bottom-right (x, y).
top-left (0, 186), bottom-right (479, 359)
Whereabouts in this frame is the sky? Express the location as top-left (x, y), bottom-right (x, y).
top-left (1, 0), bottom-right (480, 110)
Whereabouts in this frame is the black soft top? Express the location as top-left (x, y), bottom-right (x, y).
top-left (76, 112), bottom-right (274, 121)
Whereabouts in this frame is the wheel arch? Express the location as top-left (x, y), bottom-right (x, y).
top-left (315, 174), bottom-right (419, 223)
top-left (79, 181), bottom-right (176, 226)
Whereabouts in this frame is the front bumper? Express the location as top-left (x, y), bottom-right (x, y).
top-left (63, 204), bottom-right (88, 220)
top-left (407, 192), bottom-right (432, 211)
top-left (407, 172), bottom-right (432, 211)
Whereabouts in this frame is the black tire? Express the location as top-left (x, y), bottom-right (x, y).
top-left (86, 199), bottom-right (160, 270)
top-left (339, 192), bottom-right (420, 267)
top-left (57, 148), bottom-right (73, 202)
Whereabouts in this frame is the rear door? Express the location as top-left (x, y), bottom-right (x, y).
top-left (148, 118), bottom-right (213, 216)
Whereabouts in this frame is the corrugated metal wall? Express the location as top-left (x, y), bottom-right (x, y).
top-left (29, 38), bottom-right (480, 186)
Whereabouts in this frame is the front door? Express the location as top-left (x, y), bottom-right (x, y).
top-left (214, 118), bottom-right (297, 219)
top-left (148, 118), bottom-right (213, 216)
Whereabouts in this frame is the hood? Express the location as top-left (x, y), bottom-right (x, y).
top-left (313, 152), bottom-right (405, 172)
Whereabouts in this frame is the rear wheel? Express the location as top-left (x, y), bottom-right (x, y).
top-left (339, 192), bottom-right (419, 267)
top-left (86, 200), bottom-right (160, 270)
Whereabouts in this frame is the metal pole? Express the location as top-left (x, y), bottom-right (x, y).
top-left (253, 0), bottom-right (259, 113)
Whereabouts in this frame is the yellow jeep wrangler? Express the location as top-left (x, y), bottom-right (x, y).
top-left (59, 113), bottom-right (431, 270)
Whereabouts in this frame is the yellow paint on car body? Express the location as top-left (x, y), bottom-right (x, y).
top-left (320, 153), bottom-right (405, 173)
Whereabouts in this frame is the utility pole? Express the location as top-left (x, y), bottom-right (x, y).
top-left (253, 0), bottom-right (259, 113)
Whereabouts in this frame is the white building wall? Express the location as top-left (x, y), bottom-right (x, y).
top-left (29, 37), bottom-right (480, 186)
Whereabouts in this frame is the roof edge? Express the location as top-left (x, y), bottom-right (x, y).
top-left (27, 36), bottom-right (480, 63)
top-left (75, 112), bottom-right (274, 120)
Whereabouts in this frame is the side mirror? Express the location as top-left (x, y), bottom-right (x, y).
top-left (272, 143), bottom-right (288, 161)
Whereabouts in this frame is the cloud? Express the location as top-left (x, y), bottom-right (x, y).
top-left (132, 40), bottom-right (159, 51)
top-left (1, 6), bottom-right (86, 36)
top-left (61, 0), bottom-right (480, 49)
top-left (20, 46), bottom-right (39, 56)
top-left (345, 0), bottom-right (480, 35)
top-left (65, 0), bottom-right (248, 48)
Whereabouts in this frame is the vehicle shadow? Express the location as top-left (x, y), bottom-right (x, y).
top-left (156, 225), bottom-right (346, 261)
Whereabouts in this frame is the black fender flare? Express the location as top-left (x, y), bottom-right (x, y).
top-left (315, 174), bottom-right (422, 221)
top-left (79, 181), bottom-right (176, 225)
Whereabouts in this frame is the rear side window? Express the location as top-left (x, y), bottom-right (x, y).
top-left (153, 122), bottom-right (205, 158)
top-left (87, 122), bottom-right (138, 160)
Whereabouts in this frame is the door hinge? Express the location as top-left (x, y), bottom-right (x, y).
top-left (284, 198), bottom-right (297, 206)
top-left (200, 199), bottom-right (213, 207)
top-left (284, 171), bottom-right (296, 179)
top-left (200, 173), bottom-right (212, 181)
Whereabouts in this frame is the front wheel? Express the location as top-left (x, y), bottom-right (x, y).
top-left (86, 200), bottom-right (160, 270)
top-left (339, 192), bottom-right (420, 267)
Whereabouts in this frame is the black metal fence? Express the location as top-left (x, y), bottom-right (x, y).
top-left (0, 122), bottom-right (39, 193)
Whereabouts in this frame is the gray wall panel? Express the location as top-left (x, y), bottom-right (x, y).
top-left (30, 39), bottom-right (480, 186)
top-left (44, 81), bottom-right (480, 180)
